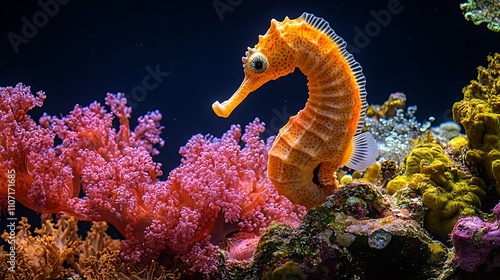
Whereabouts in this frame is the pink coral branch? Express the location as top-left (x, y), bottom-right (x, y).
top-left (0, 84), bottom-right (74, 213)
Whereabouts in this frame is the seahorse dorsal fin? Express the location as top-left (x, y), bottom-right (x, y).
top-left (301, 12), bottom-right (368, 135)
top-left (344, 132), bottom-right (378, 171)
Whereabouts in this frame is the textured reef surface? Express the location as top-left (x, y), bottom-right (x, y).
top-left (225, 181), bottom-right (449, 280)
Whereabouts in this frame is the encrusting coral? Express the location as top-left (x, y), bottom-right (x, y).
top-left (453, 53), bottom-right (500, 195)
top-left (386, 139), bottom-right (488, 237)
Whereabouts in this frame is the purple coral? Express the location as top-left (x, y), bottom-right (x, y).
top-left (451, 202), bottom-right (500, 272)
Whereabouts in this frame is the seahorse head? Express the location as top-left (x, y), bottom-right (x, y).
top-left (212, 18), bottom-right (299, 118)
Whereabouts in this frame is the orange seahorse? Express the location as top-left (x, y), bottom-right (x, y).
top-left (212, 12), bottom-right (378, 209)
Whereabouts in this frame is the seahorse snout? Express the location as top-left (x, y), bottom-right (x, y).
top-left (213, 23), bottom-right (297, 119)
top-left (212, 74), bottom-right (270, 118)
top-left (212, 101), bottom-right (230, 118)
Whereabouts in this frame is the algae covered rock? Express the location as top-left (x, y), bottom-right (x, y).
top-left (229, 182), bottom-right (448, 280)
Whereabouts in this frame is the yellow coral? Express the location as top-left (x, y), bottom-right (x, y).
top-left (385, 142), bottom-right (487, 237)
top-left (340, 174), bottom-right (353, 185)
top-left (0, 215), bottom-right (179, 280)
top-left (453, 53), bottom-right (500, 194)
top-left (404, 143), bottom-right (454, 175)
top-left (427, 242), bottom-right (446, 262)
top-left (0, 216), bottom-right (81, 279)
top-left (386, 175), bottom-right (409, 195)
top-left (348, 162), bottom-right (381, 185)
top-left (448, 135), bottom-right (468, 148)
top-left (269, 261), bottom-right (306, 280)
top-left (363, 162), bottom-right (381, 184)
top-left (366, 92), bottom-right (407, 119)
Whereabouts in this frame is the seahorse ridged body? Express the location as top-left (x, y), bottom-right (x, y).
top-left (212, 12), bottom-right (378, 208)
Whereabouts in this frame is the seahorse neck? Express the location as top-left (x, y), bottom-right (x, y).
top-left (291, 34), bottom-right (368, 135)
top-left (295, 45), bottom-right (336, 87)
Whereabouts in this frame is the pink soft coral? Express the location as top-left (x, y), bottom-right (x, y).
top-left (152, 119), bottom-right (306, 273)
top-left (40, 92), bottom-right (167, 262)
top-left (0, 83), bottom-right (74, 213)
top-left (1, 84), bottom-right (306, 275)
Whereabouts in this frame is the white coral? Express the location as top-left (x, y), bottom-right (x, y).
top-left (365, 106), bottom-right (434, 165)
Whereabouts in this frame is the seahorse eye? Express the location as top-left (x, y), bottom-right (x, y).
top-left (249, 53), bottom-right (269, 73)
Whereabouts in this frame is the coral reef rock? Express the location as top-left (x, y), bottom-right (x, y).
top-left (224, 182), bottom-right (448, 280)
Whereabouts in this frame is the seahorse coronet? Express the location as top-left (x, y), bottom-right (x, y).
top-left (213, 12), bottom-right (379, 209)
top-left (245, 47), bottom-right (256, 58)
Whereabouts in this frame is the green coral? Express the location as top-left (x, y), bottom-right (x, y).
top-left (386, 142), bottom-right (488, 237)
top-left (251, 222), bottom-right (297, 279)
top-left (460, 0), bottom-right (500, 32)
top-left (453, 53), bottom-right (500, 194)
top-left (270, 261), bottom-right (306, 280)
